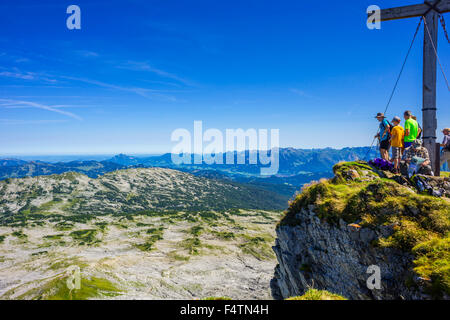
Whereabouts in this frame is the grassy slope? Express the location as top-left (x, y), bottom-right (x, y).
top-left (286, 289), bottom-right (347, 300)
top-left (1, 274), bottom-right (122, 300)
top-left (0, 168), bottom-right (288, 216)
top-left (279, 161), bottom-right (450, 298)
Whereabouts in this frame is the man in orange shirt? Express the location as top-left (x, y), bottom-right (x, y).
top-left (390, 116), bottom-right (404, 174)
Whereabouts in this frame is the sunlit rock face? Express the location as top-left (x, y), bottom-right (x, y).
top-left (271, 161), bottom-right (450, 300)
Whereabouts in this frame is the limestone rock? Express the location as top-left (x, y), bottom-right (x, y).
top-left (271, 206), bottom-right (427, 300)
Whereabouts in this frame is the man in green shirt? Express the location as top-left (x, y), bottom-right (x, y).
top-left (403, 110), bottom-right (418, 148)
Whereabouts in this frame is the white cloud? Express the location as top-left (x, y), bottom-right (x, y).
top-left (117, 61), bottom-right (194, 86)
top-left (60, 75), bottom-right (179, 102)
top-left (290, 88), bottom-right (307, 96)
top-left (0, 71), bottom-right (34, 80)
top-left (0, 99), bottom-right (82, 120)
top-left (0, 119), bottom-right (68, 125)
top-left (0, 69), bottom-right (58, 83)
top-left (76, 50), bottom-right (99, 58)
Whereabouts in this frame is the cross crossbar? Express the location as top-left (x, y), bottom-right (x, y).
top-left (373, 0), bottom-right (450, 21)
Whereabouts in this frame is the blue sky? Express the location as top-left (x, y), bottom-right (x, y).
top-left (0, 0), bottom-right (449, 155)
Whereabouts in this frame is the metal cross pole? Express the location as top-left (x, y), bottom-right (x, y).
top-left (371, 0), bottom-right (450, 175)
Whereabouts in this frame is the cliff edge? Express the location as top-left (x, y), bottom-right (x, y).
top-left (271, 161), bottom-right (450, 300)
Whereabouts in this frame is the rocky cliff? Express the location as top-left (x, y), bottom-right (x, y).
top-left (271, 161), bottom-right (450, 300)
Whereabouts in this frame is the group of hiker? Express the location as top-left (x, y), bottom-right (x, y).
top-left (374, 111), bottom-right (450, 176)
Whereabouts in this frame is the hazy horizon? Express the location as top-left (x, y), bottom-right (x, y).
top-left (0, 145), bottom-right (375, 163)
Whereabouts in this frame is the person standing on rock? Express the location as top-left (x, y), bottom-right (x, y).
top-left (375, 112), bottom-right (390, 161)
top-left (440, 128), bottom-right (450, 171)
top-left (390, 116), bottom-right (404, 174)
top-left (411, 115), bottom-right (422, 139)
top-left (403, 110), bottom-right (419, 149)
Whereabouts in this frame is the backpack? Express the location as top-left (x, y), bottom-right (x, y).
top-left (386, 121), bottom-right (394, 142)
top-left (369, 158), bottom-right (394, 171)
top-left (380, 120), bottom-right (392, 141)
top-left (417, 124), bottom-right (423, 139)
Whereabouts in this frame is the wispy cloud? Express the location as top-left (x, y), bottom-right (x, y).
top-left (0, 60), bottom-right (185, 101)
top-left (0, 69), bottom-right (58, 83)
top-left (0, 99), bottom-right (82, 120)
top-left (290, 88), bottom-right (309, 97)
top-left (1, 69), bottom-right (181, 102)
top-left (75, 50), bottom-right (99, 58)
top-left (3, 103), bottom-right (91, 109)
top-left (15, 57), bottom-right (31, 63)
top-left (0, 71), bottom-right (34, 80)
top-left (59, 75), bottom-right (179, 102)
top-left (117, 61), bottom-right (194, 86)
top-left (0, 119), bottom-right (68, 125)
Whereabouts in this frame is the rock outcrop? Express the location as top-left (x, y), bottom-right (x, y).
top-left (271, 161), bottom-right (450, 300)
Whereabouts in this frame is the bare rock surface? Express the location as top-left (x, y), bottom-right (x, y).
top-left (0, 168), bottom-right (284, 300)
top-left (0, 210), bottom-right (280, 300)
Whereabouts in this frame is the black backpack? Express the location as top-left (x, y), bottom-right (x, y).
top-left (382, 120), bottom-right (393, 141)
top-left (417, 124), bottom-right (423, 139)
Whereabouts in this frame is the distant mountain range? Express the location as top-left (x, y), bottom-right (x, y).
top-left (105, 147), bottom-right (377, 174)
top-left (0, 147), bottom-right (378, 197)
top-left (0, 160), bottom-right (127, 180)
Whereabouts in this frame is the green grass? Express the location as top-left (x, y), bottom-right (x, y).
top-left (47, 258), bottom-right (88, 272)
top-left (95, 222), bottom-right (108, 231)
top-left (3, 275), bottom-right (122, 300)
top-left (187, 225), bottom-right (204, 236)
top-left (286, 289), bottom-right (347, 300)
top-left (11, 230), bottom-right (28, 239)
top-left (211, 231), bottom-right (235, 240)
top-left (441, 171), bottom-right (450, 178)
top-left (54, 221), bottom-right (75, 231)
top-left (69, 229), bottom-right (99, 245)
top-left (239, 235), bottom-right (275, 260)
top-left (178, 237), bottom-right (203, 255)
top-left (0, 235), bottom-right (6, 243)
top-left (412, 237), bottom-right (450, 297)
top-left (167, 251), bottom-right (190, 261)
top-left (134, 227), bottom-right (165, 252)
top-left (332, 161), bottom-right (380, 183)
top-left (61, 198), bottom-right (83, 212)
top-left (43, 234), bottom-right (64, 240)
top-left (34, 198), bottom-right (63, 213)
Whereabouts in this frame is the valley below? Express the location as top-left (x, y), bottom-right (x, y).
top-left (0, 209), bottom-right (281, 300)
top-left (0, 168), bottom-right (283, 300)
